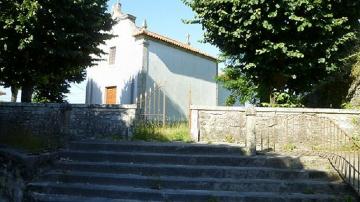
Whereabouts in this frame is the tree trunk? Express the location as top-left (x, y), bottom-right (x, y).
top-left (21, 85), bottom-right (33, 103)
top-left (258, 84), bottom-right (272, 103)
top-left (269, 92), bottom-right (276, 104)
top-left (10, 86), bottom-right (18, 102)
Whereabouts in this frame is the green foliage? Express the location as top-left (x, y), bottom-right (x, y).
top-left (261, 91), bottom-right (304, 108)
top-left (343, 195), bottom-right (353, 202)
top-left (32, 91), bottom-right (51, 103)
top-left (260, 103), bottom-right (303, 108)
top-left (217, 67), bottom-right (257, 105)
top-left (132, 122), bottom-right (192, 143)
top-left (302, 188), bottom-right (315, 195)
top-left (184, 0), bottom-right (360, 105)
top-left (344, 44), bottom-right (360, 107)
top-left (224, 134), bottom-right (236, 143)
top-left (350, 117), bottom-right (360, 147)
top-left (304, 73), bottom-right (351, 108)
top-left (282, 143), bottom-right (296, 151)
top-left (342, 102), bottom-right (360, 109)
top-left (0, 0), bottom-right (114, 102)
top-left (207, 197), bottom-right (219, 202)
top-left (350, 49), bottom-right (360, 78)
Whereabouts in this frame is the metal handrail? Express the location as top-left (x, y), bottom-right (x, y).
top-left (256, 114), bottom-right (360, 195)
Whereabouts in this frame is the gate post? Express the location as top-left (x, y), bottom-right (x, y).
top-left (246, 106), bottom-right (257, 156)
top-left (190, 108), bottom-right (200, 142)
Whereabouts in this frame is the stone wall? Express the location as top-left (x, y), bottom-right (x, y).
top-left (0, 146), bottom-right (57, 202)
top-left (0, 103), bottom-right (137, 140)
top-left (190, 106), bottom-right (360, 147)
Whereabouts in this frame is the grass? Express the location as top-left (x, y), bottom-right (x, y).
top-left (343, 195), bottom-right (354, 202)
top-left (224, 134), bottom-right (236, 143)
top-left (282, 143), bottom-right (297, 151)
top-left (302, 188), bottom-right (315, 195)
top-left (132, 122), bottom-right (192, 143)
top-left (310, 142), bottom-right (360, 152)
top-left (0, 127), bottom-right (63, 154)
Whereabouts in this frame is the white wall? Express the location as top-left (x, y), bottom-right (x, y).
top-left (0, 86), bottom-right (21, 102)
top-left (86, 16), bottom-right (142, 105)
top-left (83, 9), bottom-right (220, 120)
top-left (217, 86), bottom-right (244, 107)
top-left (146, 40), bottom-right (218, 119)
top-left (217, 85), bottom-right (230, 106)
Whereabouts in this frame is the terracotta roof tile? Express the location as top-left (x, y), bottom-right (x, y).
top-left (134, 29), bottom-right (218, 61)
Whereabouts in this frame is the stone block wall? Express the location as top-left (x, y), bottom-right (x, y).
top-left (0, 146), bottom-right (57, 202)
top-left (190, 106), bottom-right (360, 149)
top-left (192, 109), bottom-right (246, 143)
top-left (0, 103), bottom-right (137, 140)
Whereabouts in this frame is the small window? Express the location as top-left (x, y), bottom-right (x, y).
top-left (109, 46), bottom-right (116, 65)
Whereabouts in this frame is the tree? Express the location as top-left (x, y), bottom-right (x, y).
top-left (344, 41), bottom-right (360, 107)
top-left (217, 66), bottom-right (257, 105)
top-left (184, 0), bottom-right (360, 105)
top-left (0, 0), bottom-right (114, 102)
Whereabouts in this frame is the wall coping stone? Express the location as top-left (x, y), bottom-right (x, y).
top-left (0, 102), bottom-right (137, 109)
top-left (190, 105), bottom-right (360, 115)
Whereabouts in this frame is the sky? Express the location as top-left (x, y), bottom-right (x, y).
top-left (107, 0), bottom-right (220, 57)
top-left (0, 0), bottom-right (220, 103)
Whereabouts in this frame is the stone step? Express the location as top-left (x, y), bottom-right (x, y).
top-left (30, 192), bottom-right (152, 202)
top-left (68, 141), bottom-right (246, 155)
top-left (59, 150), bottom-right (303, 168)
top-left (55, 161), bottom-right (336, 181)
top-left (41, 171), bottom-right (350, 194)
top-left (28, 182), bottom-right (349, 202)
top-left (27, 141), bottom-right (358, 201)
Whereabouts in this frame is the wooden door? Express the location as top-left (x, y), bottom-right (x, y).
top-left (105, 86), bottom-right (117, 104)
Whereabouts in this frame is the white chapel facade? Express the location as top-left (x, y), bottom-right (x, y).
top-left (86, 2), bottom-right (219, 119)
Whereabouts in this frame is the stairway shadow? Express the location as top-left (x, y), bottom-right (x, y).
top-left (27, 141), bottom-right (360, 202)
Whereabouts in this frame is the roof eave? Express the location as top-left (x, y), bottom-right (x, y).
top-left (134, 32), bottom-right (218, 62)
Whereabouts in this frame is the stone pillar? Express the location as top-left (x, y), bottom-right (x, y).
top-left (246, 107), bottom-right (256, 156)
top-left (60, 103), bottom-right (72, 138)
top-left (190, 109), bottom-right (200, 142)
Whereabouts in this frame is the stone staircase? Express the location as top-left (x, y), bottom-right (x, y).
top-left (27, 141), bottom-right (358, 201)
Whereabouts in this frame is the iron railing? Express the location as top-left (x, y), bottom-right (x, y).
top-left (256, 114), bottom-right (360, 194)
top-left (137, 83), bottom-right (167, 125)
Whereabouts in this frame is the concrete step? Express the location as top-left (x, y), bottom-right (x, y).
top-left (28, 182), bottom-right (350, 202)
top-left (27, 141), bottom-right (358, 201)
top-left (59, 150), bottom-right (304, 168)
top-left (68, 141), bottom-right (246, 155)
top-left (55, 161), bottom-right (336, 181)
top-left (29, 192), bottom-right (152, 202)
top-left (41, 171), bottom-right (350, 194)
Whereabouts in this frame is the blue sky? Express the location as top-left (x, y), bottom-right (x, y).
top-left (107, 0), bottom-right (220, 57)
top-left (0, 0), bottom-right (221, 103)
